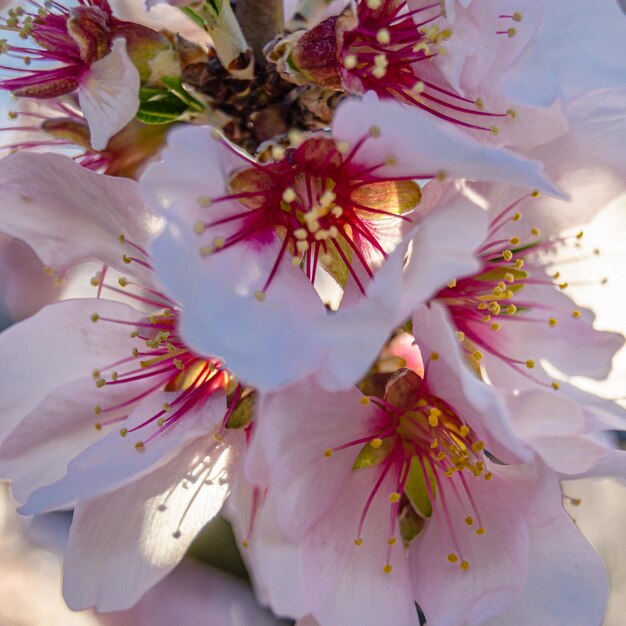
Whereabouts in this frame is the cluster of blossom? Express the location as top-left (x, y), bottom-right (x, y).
top-left (0, 0), bottom-right (625, 624)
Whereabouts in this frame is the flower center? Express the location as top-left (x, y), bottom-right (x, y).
top-left (195, 133), bottom-right (420, 299)
top-left (325, 367), bottom-right (490, 573)
top-left (86, 235), bottom-right (241, 451)
top-left (339, 0), bottom-right (517, 132)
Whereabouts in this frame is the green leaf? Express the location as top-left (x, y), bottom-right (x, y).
top-left (136, 96), bottom-right (187, 125)
top-left (398, 502), bottom-right (426, 546)
top-left (178, 6), bottom-right (206, 28)
top-left (404, 457), bottom-right (436, 518)
top-left (160, 76), bottom-right (205, 112)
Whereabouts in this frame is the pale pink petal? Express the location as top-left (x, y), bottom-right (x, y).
top-left (248, 378), bottom-right (378, 540)
top-left (412, 301), bottom-right (530, 463)
top-left (410, 465), bottom-right (535, 626)
top-left (0, 235), bottom-right (63, 321)
top-left (0, 299), bottom-right (145, 446)
top-left (0, 377), bottom-right (148, 504)
top-left (101, 560), bottom-right (287, 626)
top-left (303, 469), bottom-right (417, 626)
top-left (21, 391), bottom-right (227, 514)
top-left (0, 152), bottom-right (158, 275)
top-left (62, 432), bottom-right (243, 611)
top-left (332, 97), bottom-right (562, 195)
top-left (79, 38), bottom-right (141, 151)
top-left (480, 508), bottom-right (608, 626)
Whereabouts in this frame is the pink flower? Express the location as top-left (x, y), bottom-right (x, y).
top-left (0, 151), bottom-right (247, 611)
top-left (142, 95), bottom-right (558, 391)
top-left (279, 0), bottom-right (568, 147)
top-left (236, 307), bottom-right (610, 625)
top-left (0, 1), bottom-right (167, 150)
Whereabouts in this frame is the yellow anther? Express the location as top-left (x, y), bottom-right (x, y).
top-left (514, 258), bottom-right (525, 269)
top-left (436, 170), bottom-right (447, 181)
top-left (242, 540), bottom-right (250, 549)
top-left (132, 347), bottom-right (139, 357)
top-left (459, 425), bottom-right (470, 437)
top-left (197, 195), bottom-right (211, 207)
top-left (431, 438), bottom-right (439, 449)
top-left (361, 397), bottom-right (370, 405)
top-left (95, 378), bottom-right (106, 388)
top-left (471, 350), bottom-right (483, 362)
top-left (384, 564), bottom-right (393, 574)
top-left (163, 402), bottom-right (171, 412)
top-left (94, 405), bottom-right (102, 415)
top-left (156, 418), bottom-right (165, 427)
top-left (476, 527), bottom-right (485, 535)
top-left (490, 126), bottom-right (500, 136)
top-left (525, 359), bottom-right (535, 369)
top-left (291, 257), bottom-right (302, 267)
top-left (376, 28), bottom-right (390, 44)
top-left (553, 271), bottom-right (561, 279)
top-left (199, 245), bottom-right (213, 257)
top-left (475, 98), bottom-right (484, 110)
top-left (502, 250), bottom-right (513, 261)
top-left (488, 302), bottom-right (501, 315)
top-left (194, 221), bottom-right (206, 235)
top-left (437, 451), bottom-right (447, 461)
top-left (254, 290), bottom-right (266, 302)
top-left (510, 237), bottom-right (521, 246)
top-left (343, 53), bottom-right (358, 69)
top-left (92, 369), bottom-right (101, 379)
top-left (412, 81), bottom-right (425, 93)
top-left (354, 538), bottom-right (363, 546)
top-left (478, 303), bottom-right (488, 311)
top-left (445, 468), bottom-right (456, 477)
top-left (296, 240), bottom-right (310, 253)
top-left (271, 145), bottom-right (285, 160)
top-left (559, 282), bottom-right (569, 290)
top-left (387, 537), bottom-right (397, 545)
top-left (576, 231), bottom-right (584, 240)
top-left (455, 331), bottom-right (465, 342)
top-left (336, 140), bottom-right (350, 154)
top-left (135, 441), bottom-right (145, 452)
top-left (506, 304), bottom-right (517, 315)
top-left (447, 278), bottom-right (457, 288)
top-left (512, 212), bottom-right (522, 222)
top-left (484, 471), bottom-right (493, 481)
top-left (173, 358), bottom-right (185, 370)
top-left (512, 11), bottom-right (522, 21)
top-left (506, 108), bottom-right (516, 119)
top-left (570, 498), bottom-right (582, 506)
top-left (331, 206), bottom-right (343, 218)
top-left (430, 352), bottom-right (439, 361)
top-left (288, 130), bottom-right (304, 147)
top-left (213, 433), bottom-right (223, 443)
top-left (91, 313), bottom-right (100, 323)
top-left (471, 441), bottom-right (484, 453)
top-left (370, 438), bottom-right (383, 449)
top-left (428, 414), bottom-right (440, 427)
top-left (324, 448), bottom-right (333, 458)
top-left (389, 492), bottom-right (401, 503)
top-left (503, 273), bottom-right (515, 283)
top-left (551, 381), bottom-right (560, 390)
top-left (122, 254), bottom-right (132, 264)
top-left (367, 0), bottom-right (382, 8)
top-left (111, 372), bottom-right (118, 381)
top-left (548, 317), bottom-right (558, 327)
top-left (530, 227), bottom-right (540, 236)
top-left (282, 187), bottom-right (296, 203)
top-left (507, 27), bottom-right (517, 37)
top-left (465, 516), bottom-right (474, 526)
top-left (460, 560), bottom-right (470, 571)
top-left (119, 428), bottom-right (128, 437)
top-left (481, 315), bottom-right (491, 323)
top-left (447, 553), bottom-right (459, 563)
top-left (571, 309), bottom-right (582, 319)
top-left (491, 322), bottom-right (502, 331)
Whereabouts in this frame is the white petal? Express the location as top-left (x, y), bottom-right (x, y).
top-left (79, 38), bottom-right (141, 151)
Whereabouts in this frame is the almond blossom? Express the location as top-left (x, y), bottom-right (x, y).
top-left (0, 1), bottom-right (167, 149)
top-left (0, 151), bottom-right (250, 611)
top-left (236, 303), bottom-right (614, 626)
top-left (142, 95), bottom-right (559, 391)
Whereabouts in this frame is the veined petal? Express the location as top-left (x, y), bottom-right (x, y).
top-left (79, 38), bottom-right (141, 151)
top-left (62, 431), bottom-right (243, 611)
top-left (0, 152), bottom-right (159, 276)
